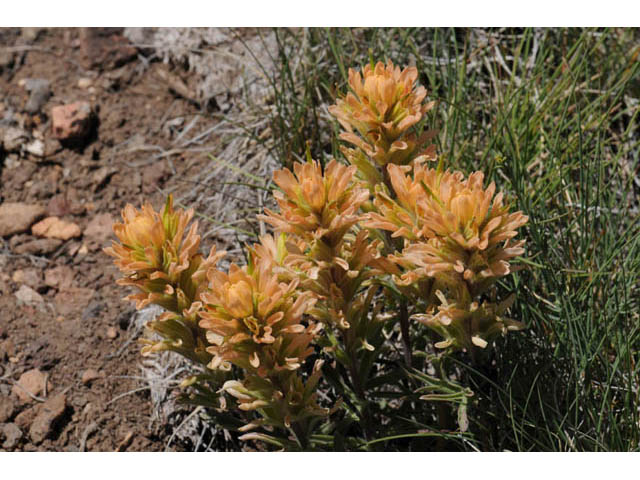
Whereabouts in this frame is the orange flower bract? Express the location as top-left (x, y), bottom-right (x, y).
top-left (329, 60), bottom-right (436, 167)
top-left (105, 195), bottom-right (225, 313)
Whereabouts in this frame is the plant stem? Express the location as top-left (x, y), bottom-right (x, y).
top-left (399, 299), bottom-right (413, 368)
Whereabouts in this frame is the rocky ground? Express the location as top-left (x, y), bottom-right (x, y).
top-left (0, 27), bottom-right (270, 451)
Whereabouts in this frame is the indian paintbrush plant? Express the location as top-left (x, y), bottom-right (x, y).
top-left (106, 60), bottom-right (528, 451)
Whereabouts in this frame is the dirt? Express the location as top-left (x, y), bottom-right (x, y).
top-left (0, 28), bottom-right (232, 451)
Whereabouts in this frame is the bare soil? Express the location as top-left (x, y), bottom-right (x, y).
top-left (0, 27), bottom-right (226, 451)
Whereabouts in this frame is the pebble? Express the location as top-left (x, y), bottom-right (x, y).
top-left (44, 265), bottom-right (75, 290)
top-left (0, 202), bottom-right (47, 237)
top-left (13, 238), bottom-right (63, 255)
top-left (32, 216), bottom-right (82, 241)
top-left (51, 101), bottom-right (93, 141)
top-left (14, 285), bottom-right (45, 310)
top-left (14, 405), bottom-right (38, 429)
top-left (1, 126), bottom-right (29, 152)
top-left (77, 77), bottom-right (93, 89)
top-left (11, 368), bottom-right (49, 403)
top-left (24, 138), bottom-right (45, 157)
top-left (23, 78), bottom-right (51, 115)
top-left (29, 393), bottom-right (67, 444)
top-left (106, 327), bottom-right (118, 339)
top-left (1, 423), bottom-right (23, 449)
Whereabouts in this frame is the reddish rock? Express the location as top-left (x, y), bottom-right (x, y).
top-left (79, 28), bottom-right (137, 70)
top-left (0, 202), bottom-right (46, 237)
top-left (29, 393), bottom-right (67, 444)
top-left (51, 101), bottom-right (93, 141)
top-left (106, 326), bottom-right (118, 339)
top-left (32, 216), bottom-right (82, 241)
top-left (11, 369), bottom-right (50, 403)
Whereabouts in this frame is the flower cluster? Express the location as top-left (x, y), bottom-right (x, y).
top-left (261, 159), bottom-right (369, 247)
top-left (106, 201), bottom-right (328, 437)
top-left (105, 196), bottom-right (224, 363)
top-left (365, 162), bottom-right (528, 351)
top-left (199, 243), bottom-right (318, 374)
top-left (261, 159), bottom-right (395, 333)
top-left (329, 61), bottom-right (436, 168)
top-left (107, 59), bottom-right (531, 450)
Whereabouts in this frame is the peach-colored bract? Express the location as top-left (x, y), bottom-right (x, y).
top-left (329, 60), bottom-right (436, 168)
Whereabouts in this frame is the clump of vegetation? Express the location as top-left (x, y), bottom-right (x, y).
top-left (108, 28), bottom-right (640, 451)
top-left (107, 58), bottom-right (530, 450)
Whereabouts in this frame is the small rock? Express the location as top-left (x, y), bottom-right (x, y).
top-left (13, 238), bottom-right (63, 255)
top-left (23, 78), bottom-right (51, 115)
top-left (2, 127), bottom-right (29, 152)
top-left (14, 405), bottom-right (38, 430)
top-left (14, 285), bottom-right (45, 310)
top-left (51, 101), bottom-right (93, 141)
top-left (44, 265), bottom-right (74, 290)
top-left (84, 213), bottom-right (113, 246)
top-left (24, 138), bottom-right (45, 157)
top-left (29, 393), bottom-right (67, 444)
top-left (0, 395), bottom-right (17, 422)
top-left (0, 202), bottom-right (47, 237)
top-left (106, 326), bottom-right (118, 339)
top-left (11, 268), bottom-right (42, 290)
top-left (1, 423), bottom-right (23, 449)
top-left (11, 368), bottom-right (48, 403)
top-left (77, 77), bottom-right (93, 89)
top-left (81, 369), bottom-right (104, 386)
top-left (54, 287), bottom-right (95, 316)
top-left (32, 216), bottom-right (82, 240)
